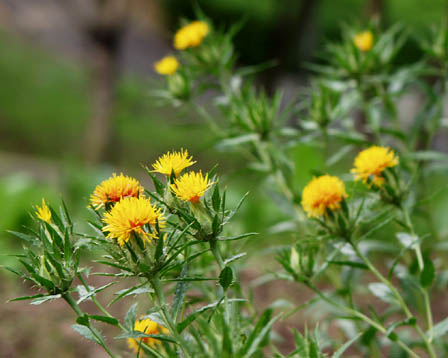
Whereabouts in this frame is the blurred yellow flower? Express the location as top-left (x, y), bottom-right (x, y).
top-left (171, 171), bottom-right (211, 203)
top-left (302, 175), bottom-right (347, 218)
top-left (35, 198), bottom-right (52, 223)
top-left (90, 173), bottom-right (144, 210)
top-left (127, 318), bottom-right (169, 352)
top-left (351, 146), bottom-right (399, 187)
top-left (354, 31), bottom-right (374, 52)
top-left (152, 149), bottom-right (196, 177)
top-left (174, 21), bottom-right (210, 50)
top-left (154, 56), bottom-right (179, 75)
top-left (102, 197), bottom-right (165, 246)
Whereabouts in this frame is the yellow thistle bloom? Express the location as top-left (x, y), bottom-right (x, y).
top-left (354, 31), bottom-right (374, 52)
top-left (35, 198), bottom-right (52, 223)
top-left (152, 149), bottom-right (196, 177)
top-left (302, 175), bottom-right (347, 218)
top-left (154, 56), bottom-right (179, 75)
top-left (351, 146), bottom-right (399, 187)
top-left (102, 197), bottom-right (165, 246)
top-left (127, 318), bottom-right (169, 352)
top-left (174, 21), bottom-right (210, 50)
top-left (171, 171), bottom-right (211, 203)
top-left (90, 173), bottom-right (144, 210)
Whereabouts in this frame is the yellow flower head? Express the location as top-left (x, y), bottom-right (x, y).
top-left (174, 21), bottom-right (210, 50)
top-left (171, 171), bottom-right (212, 203)
top-left (102, 197), bottom-right (165, 246)
top-left (302, 175), bottom-right (348, 218)
top-left (127, 318), bottom-right (169, 352)
top-left (90, 173), bottom-right (144, 210)
top-left (35, 198), bottom-right (52, 223)
top-left (351, 146), bottom-right (399, 187)
top-left (152, 149), bottom-right (196, 177)
top-left (154, 56), bottom-right (179, 75)
top-left (354, 31), bottom-right (374, 52)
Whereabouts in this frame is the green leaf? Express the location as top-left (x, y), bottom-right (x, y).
top-left (420, 258), bottom-right (435, 288)
top-left (332, 332), bottom-right (362, 358)
top-left (327, 260), bottom-right (368, 270)
top-left (109, 284), bottom-right (149, 306)
top-left (219, 266), bottom-right (234, 290)
top-left (218, 232), bottom-right (257, 241)
top-left (212, 185), bottom-right (221, 212)
top-left (431, 316), bottom-right (448, 339)
top-left (171, 263), bottom-right (188, 321)
top-left (72, 324), bottom-right (101, 345)
top-left (238, 308), bottom-right (279, 358)
top-left (386, 318), bottom-right (417, 341)
top-left (124, 303), bottom-right (137, 331)
top-left (89, 315), bottom-right (119, 326)
top-left (30, 294), bottom-right (61, 305)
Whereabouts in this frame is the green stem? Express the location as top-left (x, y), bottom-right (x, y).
top-left (350, 241), bottom-right (436, 358)
top-left (401, 207), bottom-right (424, 271)
top-left (62, 292), bottom-right (118, 358)
top-left (304, 282), bottom-right (422, 358)
top-left (210, 239), bottom-right (224, 270)
top-left (151, 274), bottom-right (192, 358)
top-left (423, 290), bottom-right (434, 343)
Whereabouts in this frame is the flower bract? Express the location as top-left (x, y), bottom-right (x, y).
top-left (351, 146), bottom-right (399, 187)
top-left (154, 56), bottom-right (179, 75)
top-left (102, 197), bottom-right (165, 246)
top-left (152, 149), bottom-right (196, 177)
top-left (90, 173), bottom-right (144, 210)
top-left (174, 21), bottom-right (209, 50)
top-left (171, 171), bottom-right (211, 203)
top-left (302, 175), bottom-right (347, 218)
top-left (127, 318), bottom-right (169, 352)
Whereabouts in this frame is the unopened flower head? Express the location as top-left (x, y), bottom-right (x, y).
top-left (102, 197), bottom-right (165, 246)
top-left (127, 318), bottom-right (169, 352)
top-left (302, 175), bottom-right (348, 218)
top-left (35, 198), bottom-right (52, 223)
top-left (154, 56), bottom-right (179, 75)
top-left (351, 146), bottom-right (399, 187)
top-left (354, 31), bottom-right (374, 52)
top-left (171, 171), bottom-right (212, 203)
top-left (152, 149), bottom-right (196, 177)
top-left (90, 173), bottom-right (144, 210)
top-left (174, 21), bottom-right (210, 50)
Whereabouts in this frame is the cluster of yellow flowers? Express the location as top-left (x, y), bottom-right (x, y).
top-left (88, 149), bottom-right (210, 247)
top-left (153, 20), bottom-right (210, 76)
top-left (301, 145), bottom-right (398, 218)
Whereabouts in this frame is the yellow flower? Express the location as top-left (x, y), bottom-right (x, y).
top-left (102, 197), bottom-right (165, 246)
top-left (351, 146), bottom-right (399, 187)
top-left (90, 173), bottom-right (144, 210)
top-left (152, 149), bottom-right (196, 177)
top-left (302, 175), bottom-right (347, 218)
top-left (154, 56), bottom-right (179, 75)
top-left (35, 198), bottom-right (52, 223)
top-left (171, 171), bottom-right (211, 203)
top-left (174, 21), bottom-right (210, 50)
top-left (354, 31), bottom-right (374, 52)
top-left (127, 318), bottom-right (169, 352)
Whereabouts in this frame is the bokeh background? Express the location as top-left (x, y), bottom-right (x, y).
top-left (1, 1), bottom-right (448, 357)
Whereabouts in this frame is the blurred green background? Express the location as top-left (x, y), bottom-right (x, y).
top-left (1, 0), bottom-right (448, 357)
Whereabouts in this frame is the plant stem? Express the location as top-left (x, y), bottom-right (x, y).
top-left (423, 290), bottom-right (434, 343)
top-left (151, 274), bottom-right (192, 358)
top-left (304, 282), bottom-right (422, 358)
top-left (210, 239), bottom-right (224, 270)
top-left (350, 241), bottom-right (436, 358)
top-left (62, 292), bottom-right (118, 358)
top-left (401, 206), bottom-right (424, 271)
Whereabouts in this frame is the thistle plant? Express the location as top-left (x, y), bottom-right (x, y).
top-left (151, 15), bottom-right (448, 357)
top-left (4, 16), bottom-right (448, 358)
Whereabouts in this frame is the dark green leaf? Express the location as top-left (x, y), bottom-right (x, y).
top-left (219, 266), bottom-right (234, 290)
